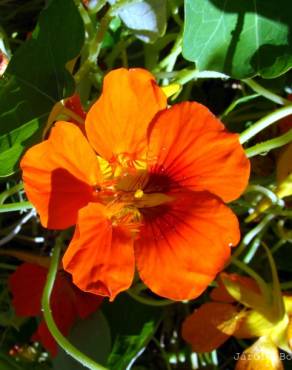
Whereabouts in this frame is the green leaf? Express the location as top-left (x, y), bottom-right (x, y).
top-left (0, 118), bottom-right (42, 177)
top-left (52, 311), bottom-right (111, 370)
top-left (183, 0), bottom-right (292, 79)
top-left (109, 0), bottom-right (167, 43)
top-left (107, 321), bottom-right (156, 370)
top-left (0, 0), bottom-right (84, 176)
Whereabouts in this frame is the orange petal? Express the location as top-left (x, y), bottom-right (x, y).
top-left (21, 122), bottom-right (101, 229)
top-left (182, 302), bottom-right (240, 353)
top-left (235, 337), bottom-right (283, 370)
top-left (147, 102), bottom-right (250, 202)
top-left (134, 191), bottom-right (240, 300)
top-left (211, 273), bottom-right (260, 303)
top-left (233, 310), bottom-right (276, 339)
top-left (85, 68), bottom-right (167, 161)
top-left (63, 202), bottom-right (135, 301)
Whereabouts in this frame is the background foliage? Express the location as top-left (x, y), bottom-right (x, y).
top-left (1, 0), bottom-right (292, 369)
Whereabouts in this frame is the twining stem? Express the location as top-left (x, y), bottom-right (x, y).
top-left (242, 236), bottom-right (261, 264)
top-left (232, 258), bottom-right (271, 304)
top-left (75, 0), bottom-right (134, 84)
top-left (175, 69), bottom-right (229, 85)
top-left (246, 184), bottom-right (281, 205)
top-left (74, 10), bottom-right (112, 84)
top-left (231, 214), bottom-right (274, 261)
top-left (0, 183), bottom-right (24, 204)
top-left (270, 240), bottom-right (286, 255)
top-left (245, 129), bottom-right (292, 157)
top-left (0, 202), bottom-right (33, 213)
top-left (261, 242), bottom-right (285, 319)
top-left (243, 79), bottom-right (292, 106)
top-left (280, 281), bottom-right (292, 290)
top-left (240, 104), bottom-right (292, 144)
top-left (127, 289), bottom-right (174, 307)
top-left (158, 34), bottom-right (182, 72)
top-left (0, 209), bottom-right (35, 247)
top-left (220, 93), bottom-right (260, 120)
top-left (0, 263), bottom-right (16, 271)
top-left (42, 238), bottom-right (108, 370)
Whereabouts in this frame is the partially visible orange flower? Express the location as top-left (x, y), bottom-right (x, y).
top-left (0, 50), bottom-right (8, 76)
top-left (182, 273), bottom-right (292, 369)
top-left (9, 263), bottom-right (102, 356)
top-left (21, 68), bottom-right (250, 301)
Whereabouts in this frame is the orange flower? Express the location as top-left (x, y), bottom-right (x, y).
top-left (0, 50), bottom-right (8, 76)
top-left (9, 263), bottom-right (102, 356)
top-left (21, 68), bottom-right (250, 301)
top-left (182, 273), bottom-right (292, 369)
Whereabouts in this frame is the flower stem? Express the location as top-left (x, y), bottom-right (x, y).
top-left (42, 238), bottom-right (108, 370)
top-left (246, 184), bottom-right (280, 205)
top-left (243, 79), bottom-right (291, 106)
top-left (0, 263), bottom-right (16, 270)
top-left (261, 242), bottom-right (285, 319)
top-left (231, 214), bottom-right (274, 261)
top-left (232, 258), bottom-right (271, 303)
top-left (245, 129), bottom-right (292, 157)
top-left (0, 183), bottom-right (24, 204)
top-left (240, 104), bottom-right (292, 144)
top-left (280, 281), bottom-right (292, 290)
top-left (127, 289), bottom-right (174, 307)
top-left (175, 69), bottom-right (229, 85)
top-left (0, 202), bottom-right (33, 213)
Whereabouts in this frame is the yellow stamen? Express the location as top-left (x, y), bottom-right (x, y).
top-left (134, 189), bottom-right (144, 199)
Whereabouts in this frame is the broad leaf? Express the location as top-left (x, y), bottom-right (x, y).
top-left (53, 311), bottom-right (111, 370)
top-left (109, 0), bottom-right (166, 43)
top-left (183, 0), bottom-right (292, 78)
top-left (0, 0), bottom-right (84, 176)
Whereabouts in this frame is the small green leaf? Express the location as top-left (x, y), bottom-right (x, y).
top-left (183, 0), bottom-right (292, 78)
top-left (109, 0), bottom-right (167, 43)
top-left (107, 321), bottom-right (156, 370)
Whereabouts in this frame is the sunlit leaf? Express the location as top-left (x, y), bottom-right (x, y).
top-left (109, 0), bottom-right (166, 43)
top-left (183, 0), bottom-right (292, 78)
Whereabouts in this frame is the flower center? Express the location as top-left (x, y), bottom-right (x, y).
top-left (92, 155), bottom-right (174, 234)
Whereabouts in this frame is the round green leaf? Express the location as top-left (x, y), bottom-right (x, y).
top-left (183, 0), bottom-right (292, 79)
